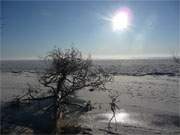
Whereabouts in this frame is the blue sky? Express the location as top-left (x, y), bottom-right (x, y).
top-left (2, 0), bottom-right (179, 59)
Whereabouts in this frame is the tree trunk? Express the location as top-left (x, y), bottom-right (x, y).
top-left (52, 77), bottom-right (65, 133)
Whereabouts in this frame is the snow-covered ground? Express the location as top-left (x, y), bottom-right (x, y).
top-left (77, 75), bottom-right (180, 135)
top-left (1, 59), bottom-right (180, 134)
top-left (1, 72), bottom-right (179, 134)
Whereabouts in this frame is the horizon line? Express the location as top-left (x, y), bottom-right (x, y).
top-left (0, 55), bottom-right (176, 61)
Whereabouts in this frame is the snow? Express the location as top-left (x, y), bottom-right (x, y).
top-left (1, 59), bottom-right (180, 134)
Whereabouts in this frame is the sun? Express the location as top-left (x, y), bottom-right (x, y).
top-left (112, 8), bottom-right (131, 31)
top-left (112, 12), bottom-right (129, 31)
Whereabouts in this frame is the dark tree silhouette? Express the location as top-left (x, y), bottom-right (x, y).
top-left (39, 48), bottom-right (112, 131)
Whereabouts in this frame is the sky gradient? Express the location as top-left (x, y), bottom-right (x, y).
top-left (2, 0), bottom-right (179, 60)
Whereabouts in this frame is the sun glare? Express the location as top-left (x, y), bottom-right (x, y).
top-left (112, 8), bottom-right (132, 31)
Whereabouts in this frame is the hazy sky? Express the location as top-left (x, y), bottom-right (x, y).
top-left (2, 0), bottom-right (179, 59)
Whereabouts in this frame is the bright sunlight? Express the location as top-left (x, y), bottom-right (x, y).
top-left (112, 7), bottom-right (132, 31)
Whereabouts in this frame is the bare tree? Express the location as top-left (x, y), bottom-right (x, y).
top-left (172, 51), bottom-right (180, 64)
top-left (39, 48), bottom-right (112, 131)
top-left (172, 55), bottom-right (180, 64)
